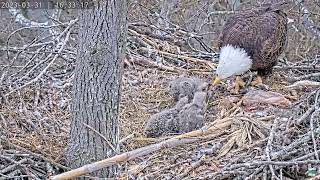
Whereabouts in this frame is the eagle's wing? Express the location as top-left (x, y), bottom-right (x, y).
top-left (253, 10), bottom-right (287, 70)
top-left (218, 10), bottom-right (262, 57)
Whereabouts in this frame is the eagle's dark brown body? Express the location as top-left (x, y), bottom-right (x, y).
top-left (217, 4), bottom-right (288, 75)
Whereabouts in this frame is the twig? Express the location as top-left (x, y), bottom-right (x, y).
top-left (245, 166), bottom-right (265, 180)
top-left (296, 105), bottom-right (315, 124)
top-left (5, 19), bottom-right (77, 97)
top-left (119, 134), bottom-right (135, 145)
top-left (225, 160), bottom-right (320, 170)
top-left (139, 47), bottom-right (215, 68)
top-left (0, 138), bottom-right (69, 170)
top-left (285, 80), bottom-right (320, 89)
top-left (291, 0), bottom-right (320, 39)
top-left (207, 10), bottom-right (235, 16)
top-left (82, 122), bottom-right (117, 153)
top-left (262, 127), bottom-right (320, 160)
top-left (291, 73), bottom-right (320, 82)
top-left (128, 53), bottom-right (184, 72)
top-left (274, 65), bottom-right (320, 71)
top-left (0, 155), bottom-right (28, 174)
top-left (144, 159), bottom-right (190, 177)
top-left (310, 101), bottom-right (320, 161)
top-left (295, 150), bottom-right (320, 161)
top-left (176, 159), bottom-right (203, 179)
top-left (265, 118), bottom-right (280, 180)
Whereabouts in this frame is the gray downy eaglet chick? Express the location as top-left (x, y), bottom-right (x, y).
top-left (169, 77), bottom-right (207, 101)
top-left (144, 96), bottom-right (189, 137)
top-left (177, 91), bottom-right (207, 133)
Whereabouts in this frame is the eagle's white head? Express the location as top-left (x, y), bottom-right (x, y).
top-left (213, 44), bottom-right (252, 85)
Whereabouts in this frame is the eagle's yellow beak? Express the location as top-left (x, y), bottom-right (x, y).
top-left (212, 76), bottom-right (221, 85)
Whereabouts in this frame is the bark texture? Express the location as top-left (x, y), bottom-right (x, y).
top-left (65, 1), bottom-right (127, 178)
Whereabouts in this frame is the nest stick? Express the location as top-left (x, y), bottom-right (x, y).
top-left (50, 118), bottom-right (232, 180)
top-left (265, 118), bottom-right (279, 179)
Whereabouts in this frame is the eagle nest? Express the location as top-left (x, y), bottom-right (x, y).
top-left (1, 0), bottom-right (320, 179)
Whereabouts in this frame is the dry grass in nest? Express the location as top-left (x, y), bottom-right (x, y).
top-left (9, 132), bottom-right (66, 160)
top-left (1, 85), bottom-right (70, 160)
top-left (120, 68), bottom-right (176, 149)
top-left (121, 114), bottom-right (273, 179)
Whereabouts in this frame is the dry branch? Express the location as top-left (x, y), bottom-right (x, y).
top-left (285, 80), bottom-right (320, 89)
top-left (50, 118), bottom-right (232, 179)
top-left (4, 18), bottom-right (77, 97)
top-left (1, 138), bottom-right (69, 170)
top-left (139, 47), bottom-right (215, 68)
top-left (291, 73), bottom-right (320, 82)
top-left (261, 126), bottom-right (320, 161)
top-left (265, 118), bottom-right (279, 179)
top-left (292, 0), bottom-right (320, 39)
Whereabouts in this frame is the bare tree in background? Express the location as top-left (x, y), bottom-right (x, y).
top-left (65, 1), bottom-right (127, 177)
top-left (156, 0), bottom-right (178, 36)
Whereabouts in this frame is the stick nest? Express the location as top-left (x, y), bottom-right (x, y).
top-left (1, 0), bottom-right (320, 179)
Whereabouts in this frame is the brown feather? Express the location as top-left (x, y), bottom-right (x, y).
top-left (218, 5), bottom-right (288, 75)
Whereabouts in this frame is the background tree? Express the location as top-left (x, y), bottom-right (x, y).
top-left (65, 0), bottom-right (127, 177)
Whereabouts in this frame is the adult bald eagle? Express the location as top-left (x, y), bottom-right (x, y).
top-left (213, 2), bottom-right (288, 92)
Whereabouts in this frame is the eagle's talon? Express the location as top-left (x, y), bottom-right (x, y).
top-left (233, 76), bottom-right (246, 94)
top-left (251, 75), bottom-right (263, 86)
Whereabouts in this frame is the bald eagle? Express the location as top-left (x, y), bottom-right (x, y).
top-left (213, 3), bottom-right (288, 92)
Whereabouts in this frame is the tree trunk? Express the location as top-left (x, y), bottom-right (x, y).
top-left (228, 0), bottom-right (241, 10)
top-left (65, 1), bottom-right (127, 178)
